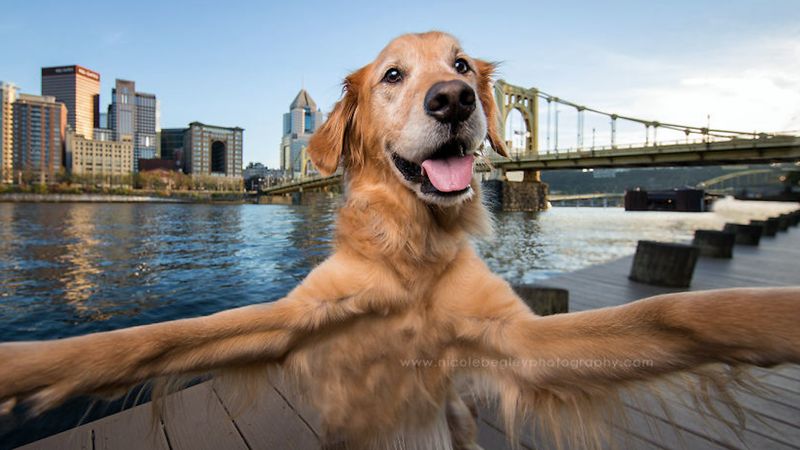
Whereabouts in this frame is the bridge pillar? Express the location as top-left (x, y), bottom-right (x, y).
top-left (501, 177), bottom-right (548, 212)
top-left (481, 169), bottom-right (548, 212)
top-left (493, 169), bottom-right (548, 212)
top-left (491, 80), bottom-right (548, 211)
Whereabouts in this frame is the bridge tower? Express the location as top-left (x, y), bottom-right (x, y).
top-left (494, 80), bottom-right (538, 156)
top-left (488, 80), bottom-right (548, 211)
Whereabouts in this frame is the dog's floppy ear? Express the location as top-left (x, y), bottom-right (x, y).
top-left (307, 68), bottom-right (366, 176)
top-left (474, 59), bottom-right (507, 157)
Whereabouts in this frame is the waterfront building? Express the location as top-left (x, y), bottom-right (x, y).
top-left (12, 94), bottom-right (66, 184)
top-left (280, 89), bottom-right (323, 177)
top-left (243, 162), bottom-right (269, 180)
top-left (0, 82), bottom-right (18, 183)
top-left (243, 162), bottom-right (284, 190)
top-left (66, 130), bottom-right (133, 179)
top-left (107, 79), bottom-right (158, 171)
top-left (183, 122), bottom-right (243, 178)
top-left (160, 127), bottom-right (186, 161)
top-left (108, 79), bottom-right (134, 141)
top-left (41, 65), bottom-right (100, 139)
top-left (135, 91), bottom-right (158, 160)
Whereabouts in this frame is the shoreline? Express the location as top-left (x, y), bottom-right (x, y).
top-left (0, 192), bottom-right (245, 204)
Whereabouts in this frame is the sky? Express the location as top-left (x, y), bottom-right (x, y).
top-left (2, 0), bottom-right (799, 167)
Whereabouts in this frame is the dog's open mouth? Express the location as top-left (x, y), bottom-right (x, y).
top-left (392, 140), bottom-right (474, 197)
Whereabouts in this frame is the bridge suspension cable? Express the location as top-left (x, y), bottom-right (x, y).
top-left (533, 88), bottom-right (768, 140)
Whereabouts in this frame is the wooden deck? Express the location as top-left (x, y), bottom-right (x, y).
top-left (18, 223), bottom-right (800, 449)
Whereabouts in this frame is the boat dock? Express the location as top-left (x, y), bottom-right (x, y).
top-left (18, 223), bottom-right (800, 449)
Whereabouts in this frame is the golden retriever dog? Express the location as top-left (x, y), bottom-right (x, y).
top-left (1, 31), bottom-right (799, 449)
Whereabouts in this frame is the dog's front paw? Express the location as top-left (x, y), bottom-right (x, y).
top-left (0, 341), bottom-right (81, 415)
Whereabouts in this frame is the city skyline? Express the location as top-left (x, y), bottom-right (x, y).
top-left (2, 0), bottom-right (798, 168)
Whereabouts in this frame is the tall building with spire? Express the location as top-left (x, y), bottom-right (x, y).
top-left (0, 82), bottom-right (18, 183)
top-left (280, 89), bottom-right (324, 176)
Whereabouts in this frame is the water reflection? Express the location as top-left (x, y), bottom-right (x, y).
top-left (58, 206), bottom-right (103, 318)
top-left (0, 202), bottom-right (336, 342)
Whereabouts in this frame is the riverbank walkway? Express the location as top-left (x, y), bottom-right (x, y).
top-left (19, 225), bottom-right (800, 449)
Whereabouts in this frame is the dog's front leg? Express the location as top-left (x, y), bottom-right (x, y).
top-left (0, 253), bottom-right (388, 416)
top-left (460, 284), bottom-right (800, 389)
top-left (447, 273), bottom-right (800, 447)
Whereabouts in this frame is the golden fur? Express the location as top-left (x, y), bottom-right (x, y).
top-left (1, 32), bottom-right (799, 449)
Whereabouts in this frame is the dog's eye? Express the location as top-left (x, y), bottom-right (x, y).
top-left (454, 58), bottom-right (470, 74)
top-left (383, 68), bottom-right (403, 84)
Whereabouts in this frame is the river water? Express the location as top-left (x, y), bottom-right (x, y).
top-left (0, 198), bottom-right (795, 447)
top-left (1, 198), bottom-right (796, 343)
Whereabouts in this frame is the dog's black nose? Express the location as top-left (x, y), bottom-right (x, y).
top-left (424, 80), bottom-right (476, 124)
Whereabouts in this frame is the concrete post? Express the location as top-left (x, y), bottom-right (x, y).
top-left (723, 223), bottom-right (763, 246)
top-left (693, 230), bottom-right (735, 258)
top-left (629, 240), bottom-right (700, 288)
top-left (511, 285), bottom-right (569, 316)
top-left (750, 219), bottom-right (778, 237)
top-left (775, 215), bottom-right (791, 231)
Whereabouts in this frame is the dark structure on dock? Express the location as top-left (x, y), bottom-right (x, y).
top-left (624, 188), bottom-right (706, 212)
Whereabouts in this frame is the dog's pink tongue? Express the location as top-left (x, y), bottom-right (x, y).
top-left (421, 155), bottom-right (475, 192)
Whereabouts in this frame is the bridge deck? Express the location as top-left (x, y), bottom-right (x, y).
top-left (259, 134), bottom-right (800, 195)
top-left (18, 226), bottom-right (800, 450)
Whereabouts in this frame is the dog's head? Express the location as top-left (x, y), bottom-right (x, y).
top-left (308, 31), bottom-right (507, 206)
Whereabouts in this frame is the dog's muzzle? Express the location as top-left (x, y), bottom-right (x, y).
top-left (392, 139), bottom-right (474, 197)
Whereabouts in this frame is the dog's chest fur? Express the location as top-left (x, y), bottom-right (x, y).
top-left (287, 305), bottom-right (457, 446)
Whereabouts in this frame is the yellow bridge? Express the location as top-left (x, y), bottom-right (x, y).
top-left (266, 79), bottom-right (800, 197)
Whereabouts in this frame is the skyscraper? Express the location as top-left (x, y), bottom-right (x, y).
top-left (108, 79), bottom-right (135, 141)
top-left (0, 82), bottom-right (18, 183)
top-left (135, 91), bottom-right (157, 160)
top-left (280, 89), bottom-right (324, 176)
top-left (160, 128), bottom-right (186, 161)
top-left (41, 65), bottom-right (100, 139)
top-left (12, 94), bottom-right (67, 184)
top-left (108, 79), bottom-right (158, 172)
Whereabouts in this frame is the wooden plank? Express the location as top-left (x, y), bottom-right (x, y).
top-left (755, 372), bottom-right (800, 395)
top-left (161, 382), bottom-right (249, 450)
top-left (604, 427), bottom-right (665, 450)
top-left (479, 399), bottom-right (727, 450)
top-left (609, 407), bottom-right (724, 450)
top-left (753, 365), bottom-right (800, 384)
top-left (540, 228), bottom-right (800, 450)
top-left (624, 390), bottom-right (798, 450)
top-left (476, 419), bottom-right (530, 450)
top-left (268, 373), bottom-right (323, 436)
top-left (15, 427), bottom-right (91, 450)
top-left (727, 388), bottom-right (800, 422)
top-left (661, 387), bottom-right (800, 448)
top-left (93, 402), bottom-right (170, 450)
top-left (214, 381), bottom-right (320, 449)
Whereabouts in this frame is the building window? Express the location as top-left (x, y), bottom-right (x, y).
top-left (211, 140), bottom-right (226, 173)
top-left (304, 107), bottom-right (313, 133)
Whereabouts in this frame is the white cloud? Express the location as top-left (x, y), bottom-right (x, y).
top-left (592, 32), bottom-right (800, 134)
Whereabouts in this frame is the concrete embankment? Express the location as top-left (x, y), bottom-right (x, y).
top-left (0, 193), bottom-right (186, 203)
